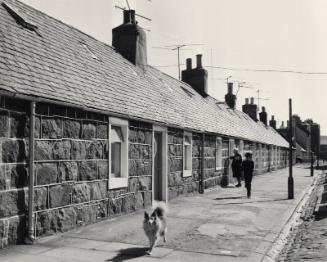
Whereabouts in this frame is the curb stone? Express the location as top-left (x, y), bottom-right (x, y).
top-left (260, 171), bottom-right (323, 262)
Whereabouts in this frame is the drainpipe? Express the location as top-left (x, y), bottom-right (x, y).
top-left (25, 101), bottom-right (35, 244)
top-left (199, 133), bottom-right (205, 194)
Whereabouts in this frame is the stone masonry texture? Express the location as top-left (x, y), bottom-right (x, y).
top-left (0, 97), bottom-right (29, 247)
top-left (0, 98), bottom-right (152, 248)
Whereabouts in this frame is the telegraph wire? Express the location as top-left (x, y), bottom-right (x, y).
top-left (151, 64), bottom-right (327, 75)
top-left (205, 65), bottom-right (327, 75)
top-left (152, 64), bottom-right (184, 68)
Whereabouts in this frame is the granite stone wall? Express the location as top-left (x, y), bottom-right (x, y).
top-left (191, 133), bottom-right (201, 189)
top-left (33, 108), bottom-right (153, 238)
top-left (252, 143), bottom-right (260, 175)
top-left (128, 120), bottom-right (152, 209)
top-left (0, 96), bottom-right (31, 247)
top-left (0, 98), bottom-right (153, 248)
top-left (203, 135), bottom-right (222, 189)
top-left (33, 102), bottom-right (112, 238)
top-left (262, 144), bottom-right (269, 173)
top-left (168, 128), bottom-right (198, 200)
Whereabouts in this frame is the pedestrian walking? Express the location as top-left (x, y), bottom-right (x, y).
top-left (242, 152), bottom-right (254, 198)
top-left (230, 148), bottom-right (242, 187)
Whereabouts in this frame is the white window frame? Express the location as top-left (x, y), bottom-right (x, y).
top-left (183, 131), bottom-right (193, 177)
top-left (215, 137), bottom-right (223, 171)
top-left (109, 117), bottom-right (129, 189)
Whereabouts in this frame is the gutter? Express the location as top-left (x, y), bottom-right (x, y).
top-left (25, 101), bottom-right (35, 244)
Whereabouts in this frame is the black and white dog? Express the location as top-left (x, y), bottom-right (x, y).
top-left (143, 202), bottom-right (168, 254)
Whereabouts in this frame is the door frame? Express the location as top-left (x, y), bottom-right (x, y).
top-left (152, 125), bottom-right (168, 203)
top-left (228, 138), bottom-right (235, 184)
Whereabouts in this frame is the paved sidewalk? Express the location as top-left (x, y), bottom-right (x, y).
top-left (0, 166), bottom-right (316, 262)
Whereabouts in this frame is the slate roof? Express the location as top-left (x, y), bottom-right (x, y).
top-left (0, 0), bottom-right (288, 147)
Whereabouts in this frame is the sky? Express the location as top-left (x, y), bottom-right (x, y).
top-left (20, 0), bottom-right (327, 134)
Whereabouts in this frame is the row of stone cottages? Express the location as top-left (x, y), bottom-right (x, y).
top-left (0, 0), bottom-right (289, 247)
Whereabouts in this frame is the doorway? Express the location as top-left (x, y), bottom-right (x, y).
top-left (152, 126), bottom-right (168, 202)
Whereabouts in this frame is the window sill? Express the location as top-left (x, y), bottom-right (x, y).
top-left (215, 167), bottom-right (224, 171)
top-left (183, 170), bottom-right (192, 178)
top-left (109, 177), bottom-right (128, 189)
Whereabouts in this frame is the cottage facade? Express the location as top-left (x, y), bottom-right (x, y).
top-left (0, 0), bottom-right (289, 247)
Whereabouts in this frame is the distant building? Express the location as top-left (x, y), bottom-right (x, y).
top-left (320, 136), bottom-right (327, 161)
top-left (277, 115), bottom-right (321, 163)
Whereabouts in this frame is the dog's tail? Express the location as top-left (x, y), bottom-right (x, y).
top-left (152, 201), bottom-right (168, 217)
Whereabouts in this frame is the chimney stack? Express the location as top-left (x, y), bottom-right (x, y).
top-left (259, 106), bottom-right (268, 125)
top-left (112, 9), bottom-right (147, 69)
top-left (269, 115), bottom-right (277, 129)
top-left (242, 97), bottom-right (257, 121)
top-left (181, 54), bottom-right (208, 97)
top-left (196, 54), bottom-right (202, 68)
top-left (123, 9), bottom-right (136, 24)
top-left (224, 82), bottom-right (236, 109)
top-left (186, 58), bottom-right (192, 70)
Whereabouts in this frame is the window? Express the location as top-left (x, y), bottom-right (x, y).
top-left (111, 126), bottom-right (123, 177)
top-left (109, 118), bottom-right (128, 189)
top-left (215, 137), bottom-right (223, 170)
top-left (183, 132), bottom-right (192, 177)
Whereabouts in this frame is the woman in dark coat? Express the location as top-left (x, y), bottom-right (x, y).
top-left (242, 152), bottom-right (255, 198)
top-left (230, 148), bottom-right (242, 187)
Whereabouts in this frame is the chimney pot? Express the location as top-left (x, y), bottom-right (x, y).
top-left (186, 58), bottom-right (192, 70)
top-left (250, 97), bottom-right (255, 104)
top-left (228, 82), bottom-right (233, 94)
top-left (245, 98), bottom-right (249, 105)
top-left (196, 54), bottom-right (202, 68)
top-left (225, 82), bottom-right (236, 109)
top-left (123, 10), bottom-right (136, 24)
top-left (269, 115), bottom-right (276, 129)
top-left (259, 106), bottom-right (268, 125)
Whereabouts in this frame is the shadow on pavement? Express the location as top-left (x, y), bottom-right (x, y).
top-left (214, 197), bottom-right (290, 206)
top-left (214, 196), bottom-right (244, 201)
top-left (106, 247), bottom-right (148, 262)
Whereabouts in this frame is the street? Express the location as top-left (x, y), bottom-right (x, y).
top-left (0, 166), bottom-right (316, 262)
